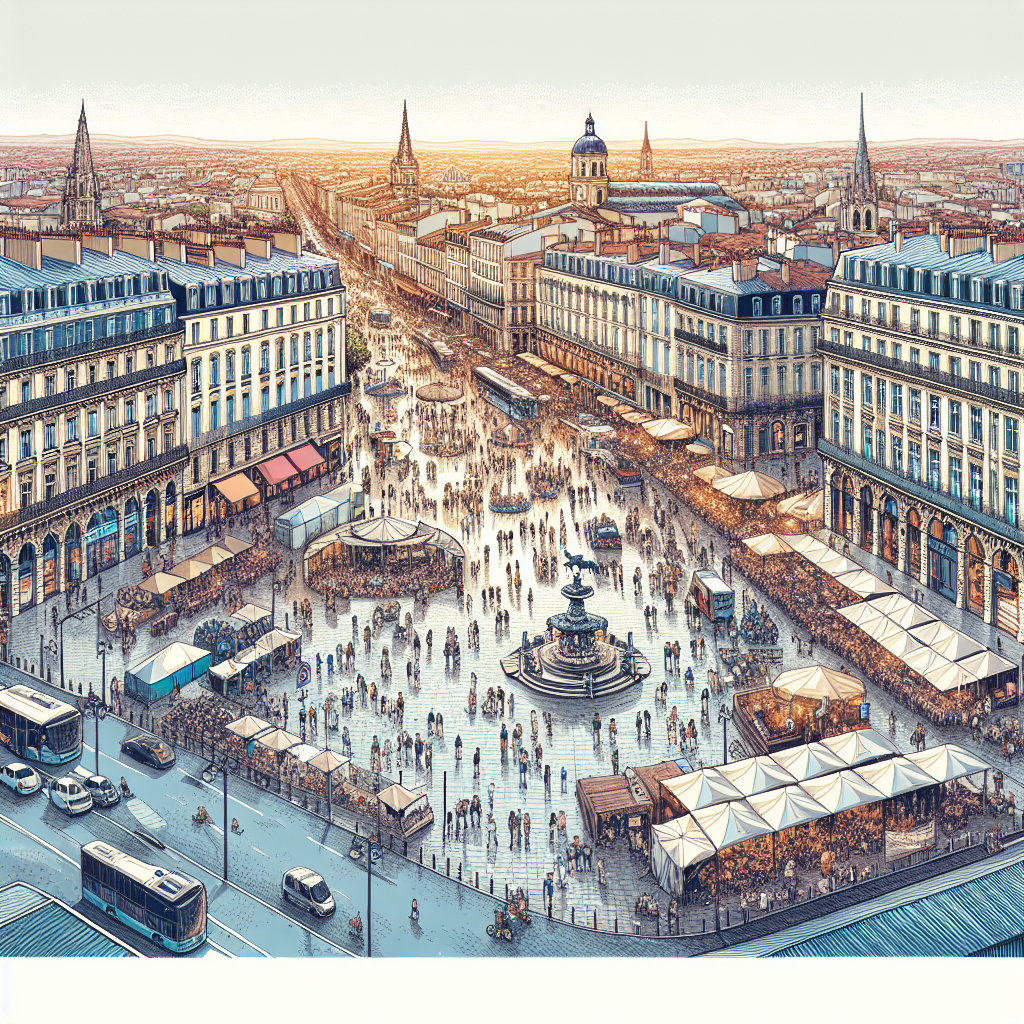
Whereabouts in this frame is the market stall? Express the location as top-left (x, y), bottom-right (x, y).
top-left (274, 495), bottom-right (342, 550)
top-left (124, 641), bottom-right (212, 704)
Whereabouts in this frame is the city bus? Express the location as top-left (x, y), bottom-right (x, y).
top-left (0, 685), bottom-right (82, 765)
top-left (474, 366), bottom-right (539, 420)
top-left (689, 569), bottom-right (735, 624)
top-left (81, 841), bottom-right (207, 954)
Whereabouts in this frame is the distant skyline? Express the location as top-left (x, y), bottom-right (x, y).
top-left (0, 0), bottom-right (1021, 145)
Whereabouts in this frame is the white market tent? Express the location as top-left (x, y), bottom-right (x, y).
top-left (748, 785), bottom-right (829, 831)
top-left (838, 603), bottom-right (887, 631)
top-left (777, 490), bottom-right (824, 520)
top-left (718, 755), bottom-right (796, 796)
top-left (811, 551), bottom-right (861, 576)
top-left (820, 728), bottom-right (900, 767)
top-left (694, 464), bottom-right (731, 485)
top-left (226, 715), bottom-right (273, 740)
top-left (662, 767), bottom-right (743, 812)
top-left (713, 470), bottom-right (786, 500)
top-left (771, 742), bottom-right (847, 782)
top-left (901, 646), bottom-right (951, 679)
top-left (742, 533), bottom-right (796, 556)
top-left (802, 769), bottom-right (883, 813)
top-left (786, 534), bottom-right (830, 557)
top-left (909, 620), bottom-right (959, 648)
top-left (905, 744), bottom-right (991, 784)
top-left (257, 728), bottom-right (302, 753)
top-left (691, 799), bottom-right (774, 848)
top-left (139, 571), bottom-right (187, 596)
top-left (856, 757), bottom-right (937, 798)
top-left (876, 629), bottom-right (926, 660)
top-left (650, 816), bottom-right (716, 895)
top-left (923, 660), bottom-right (979, 692)
top-left (957, 649), bottom-right (1017, 681)
top-left (772, 665), bottom-right (866, 702)
top-left (124, 641), bottom-right (212, 702)
top-left (643, 417), bottom-right (694, 441)
top-left (929, 631), bottom-right (986, 664)
top-left (833, 569), bottom-right (896, 598)
top-left (858, 615), bottom-right (907, 645)
top-left (275, 494), bottom-right (342, 550)
top-left (231, 603), bottom-right (272, 625)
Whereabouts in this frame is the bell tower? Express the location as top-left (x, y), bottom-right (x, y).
top-left (568, 113), bottom-right (610, 207)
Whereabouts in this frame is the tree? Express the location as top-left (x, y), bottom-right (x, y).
top-left (347, 319), bottom-right (370, 373)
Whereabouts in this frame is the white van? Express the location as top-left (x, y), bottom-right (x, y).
top-left (282, 867), bottom-right (335, 916)
top-left (48, 776), bottom-right (93, 816)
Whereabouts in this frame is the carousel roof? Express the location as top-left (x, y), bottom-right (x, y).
top-left (415, 381), bottom-right (464, 402)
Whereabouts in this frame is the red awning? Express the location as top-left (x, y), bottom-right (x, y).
top-left (257, 455), bottom-right (300, 486)
top-left (285, 444), bottom-right (325, 473)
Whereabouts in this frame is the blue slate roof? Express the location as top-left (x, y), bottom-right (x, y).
top-left (159, 247), bottom-right (337, 285)
top-left (845, 230), bottom-right (1024, 283)
top-left (0, 247), bottom-right (166, 291)
top-left (609, 181), bottom-right (723, 197)
top-left (772, 860), bottom-right (1024, 957)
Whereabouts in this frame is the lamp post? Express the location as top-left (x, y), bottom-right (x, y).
top-left (83, 693), bottom-right (107, 778)
top-left (718, 704), bottom-right (734, 765)
top-left (202, 754), bottom-right (241, 881)
top-left (97, 640), bottom-right (113, 706)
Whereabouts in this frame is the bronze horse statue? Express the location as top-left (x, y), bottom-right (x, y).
top-left (563, 549), bottom-right (600, 578)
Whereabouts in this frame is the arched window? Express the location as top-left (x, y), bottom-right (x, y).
top-left (596, 189), bottom-right (604, 204)
top-left (241, 346), bottom-right (251, 377)
top-left (17, 544), bottom-right (35, 609)
top-left (793, 295), bottom-right (803, 315)
top-left (752, 298), bottom-right (762, 316)
top-left (770, 421), bottom-right (785, 452)
top-left (260, 340), bottom-right (270, 373)
top-left (853, 209), bottom-right (861, 230)
top-left (124, 496), bottom-right (141, 559)
top-left (865, 209), bottom-right (873, 230)
top-left (772, 295), bottom-right (782, 316)
top-left (42, 534), bottom-right (59, 598)
top-left (993, 550), bottom-right (1020, 637)
top-left (882, 497), bottom-right (898, 565)
top-left (225, 350), bottom-right (235, 383)
top-left (906, 508), bottom-right (921, 578)
top-left (165, 481), bottom-right (177, 539)
top-left (928, 518), bottom-right (957, 601)
top-left (859, 485), bottom-right (874, 551)
top-left (965, 536), bottom-right (984, 615)
top-left (64, 523), bottom-right (83, 585)
top-left (145, 489), bottom-right (160, 547)
top-left (209, 353), bottom-right (220, 386)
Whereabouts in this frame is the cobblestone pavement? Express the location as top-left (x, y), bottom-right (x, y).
top-left (7, 279), bottom-right (1022, 945)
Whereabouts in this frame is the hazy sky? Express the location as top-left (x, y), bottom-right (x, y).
top-left (1, 0), bottom-right (1021, 143)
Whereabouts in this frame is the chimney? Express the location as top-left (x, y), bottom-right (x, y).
top-left (938, 226), bottom-right (949, 254)
top-left (894, 228), bottom-right (904, 253)
top-left (594, 232), bottom-right (602, 257)
top-left (82, 233), bottom-right (113, 257)
top-left (659, 238), bottom-right (670, 263)
top-left (214, 241), bottom-right (246, 268)
top-left (41, 235), bottom-right (82, 264)
top-left (160, 239), bottom-right (187, 262)
top-left (115, 235), bottom-right (155, 263)
top-left (272, 230), bottom-right (302, 255)
top-left (627, 242), bottom-right (639, 264)
top-left (693, 240), bottom-right (701, 266)
top-left (186, 228), bottom-right (212, 247)
top-left (780, 261), bottom-right (791, 285)
top-left (731, 257), bottom-right (759, 282)
top-left (243, 235), bottom-right (272, 260)
top-left (2, 235), bottom-right (42, 270)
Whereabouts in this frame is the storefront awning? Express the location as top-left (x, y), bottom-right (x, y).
top-left (213, 473), bottom-right (259, 504)
top-left (285, 444), bottom-right (325, 473)
top-left (257, 455), bottom-right (300, 486)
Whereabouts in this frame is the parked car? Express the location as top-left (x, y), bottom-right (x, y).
top-left (70, 765), bottom-right (121, 807)
top-left (282, 867), bottom-right (336, 916)
top-left (120, 735), bottom-right (176, 770)
top-left (0, 762), bottom-right (42, 797)
top-left (48, 776), bottom-right (93, 816)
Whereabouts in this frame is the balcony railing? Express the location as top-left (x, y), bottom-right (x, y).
top-left (1, 444), bottom-right (189, 532)
top-left (538, 323), bottom-right (639, 372)
top-left (817, 438), bottom-right (1023, 546)
top-left (196, 380), bottom-right (353, 448)
top-left (733, 392), bottom-right (823, 417)
top-left (674, 326), bottom-right (729, 355)
top-left (0, 321), bottom-right (183, 375)
top-left (0, 360), bottom-right (186, 428)
top-left (673, 377), bottom-right (728, 411)
top-left (816, 337), bottom-right (1021, 411)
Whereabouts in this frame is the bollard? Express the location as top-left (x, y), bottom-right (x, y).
top-left (593, 911), bottom-right (597, 930)
top-left (419, 846), bottom-right (423, 864)
top-left (505, 883), bottom-right (509, 901)
top-left (490, 877), bottom-right (494, 895)
top-left (432, 853), bottom-right (436, 870)
top-left (614, 917), bottom-right (618, 933)
top-left (355, 822), bottom-right (359, 833)
top-left (446, 857), bottom-right (450, 876)
top-left (475, 871), bottom-right (479, 889)
top-left (726, 908), bottom-right (730, 927)
top-left (702, 918), bottom-right (706, 933)
top-left (656, 915), bottom-right (660, 935)
top-left (571, 907), bottom-right (575, 924)
top-left (458, 863), bottom-right (462, 881)
top-left (404, 841), bottom-right (408, 857)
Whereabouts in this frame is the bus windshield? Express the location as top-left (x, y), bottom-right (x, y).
top-left (176, 887), bottom-right (207, 940)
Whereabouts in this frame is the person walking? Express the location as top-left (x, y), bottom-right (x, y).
top-left (508, 809), bottom-right (516, 850)
top-left (560, 765), bottom-right (567, 793)
top-left (473, 746), bottom-right (481, 780)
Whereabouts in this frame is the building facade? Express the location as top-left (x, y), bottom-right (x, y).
top-left (0, 231), bottom-right (186, 622)
top-left (164, 232), bottom-right (349, 533)
top-left (819, 225), bottom-right (1024, 639)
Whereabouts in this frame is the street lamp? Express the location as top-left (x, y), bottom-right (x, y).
top-left (718, 704), bottom-right (734, 765)
top-left (97, 640), bottom-right (113, 706)
top-left (201, 755), bottom-right (241, 881)
top-left (83, 693), bottom-right (107, 778)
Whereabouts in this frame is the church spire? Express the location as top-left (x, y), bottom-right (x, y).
top-left (640, 120), bottom-right (653, 177)
top-left (60, 101), bottom-right (102, 229)
top-left (396, 100), bottom-right (414, 163)
top-left (390, 100), bottom-right (420, 199)
top-left (853, 92), bottom-right (874, 197)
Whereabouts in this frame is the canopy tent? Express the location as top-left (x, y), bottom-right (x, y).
top-left (621, 410), bottom-right (653, 424)
top-left (777, 490), bottom-right (825, 519)
top-left (643, 417), bottom-right (694, 441)
top-left (909, 621), bottom-right (959, 647)
top-left (872, 593), bottom-right (938, 629)
top-left (748, 785), bottom-right (829, 831)
top-left (351, 515), bottom-right (428, 546)
top-left (254, 627), bottom-right (301, 654)
top-left (811, 551), bottom-right (862, 576)
top-left (207, 658), bottom-right (247, 689)
top-left (257, 454), bottom-right (300, 487)
top-left (901, 646), bottom-right (951, 679)
top-left (713, 471), bottom-right (786, 500)
top-left (718, 755), bottom-right (797, 797)
top-left (923, 661), bottom-right (979, 692)
top-left (415, 381), bottom-right (464, 403)
top-left (256, 728), bottom-right (302, 753)
top-left (226, 715), bottom-right (273, 740)
top-left (905, 743), bottom-right (991, 784)
top-left (212, 473), bottom-right (260, 505)
top-left (216, 535), bottom-right (252, 555)
top-left (274, 494), bottom-right (342, 550)
top-left (378, 783), bottom-right (425, 815)
top-left (611, 403), bottom-right (633, 414)
top-left (306, 749), bottom-right (350, 774)
top-left (124, 642), bottom-right (212, 703)
top-left (857, 615), bottom-right (907, 645)
top-left (772, 665), bottom-right (866, 702)
top-left (169, 558), bottom-right (213, 582)
top-left (662, 767), bottom-right (743, 812)
top-left (231, 603), bottom-right (272, 625)
top-left (650, 816), bottom-right (716, 895)
top-left (691, 799), bottom-right (773, 850)
top-left (957, 649), bottom-right (1017, 682)
top-left (138, 571), bottom-right (186, 596)
top-left (193, 544), bottom-right (234, 567)
top-left (743, 533), bottom-right (796, 556)
top-left (856, 756), bottom-right (937, 798)
top-left (771, 742), bottom-right (847, 782)
top-left (596, 394), bottom-right (619, 408)
top-left (876, 629), bottom-right (926, 660)
top-left (686, 441), bottom-right (714, 455)
top-left (833, 569), bottom-right (896, 598)
top-left (820, 728), bottom-right (900, 767)
top-left (786, 534), bottom-right (830, 557)
top-left (290, 743), bottom-right (323, 763)
top-left (837, 602), bottom-right (887, 631)
top-left (693, 464), bottom-right (731, 485)
top-left (286, 444), bottom-right (325, 474)
top-left (802, 770), bottom-right (883, 813)
top-left (929, 631), bottom-right (986, 664)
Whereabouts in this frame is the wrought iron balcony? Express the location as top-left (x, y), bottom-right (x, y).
top-left (673, 326), bottom-right (729, 355)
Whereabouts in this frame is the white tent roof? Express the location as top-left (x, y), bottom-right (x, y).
top-left (923, 660), bottom-right (979, 692)
top-left (279, 494), bottom-right (341, 526)
top-left (193, 544), bottom-right (234, 566)
top-left (691, 799), bottom-right (773, 849)
top-left (833, 569), bottom-right (896, 598)
top-left (770, 742), bottom-right (847, 782)
top-left (138, 571), bottom-right (187, 595)
top-left (208, 658), bottom-right (245, 679)
top-left (169, 558), bottom-right (213, 581)
top-left (379, 783), bottom-right (424, 813)
top-left (651, 815), bottom-right (716, 871)
top-left (901, 646), bottom-right (951, 678)
top-left (858, 615), bottom-right (907, 645)
top-left (694, 464), bottom-right (731, 484)
top-left (306, 750), bottom-right (350, 774)
top-left (786, 534), bottom-right (830, 557)
top-left (856, 756), bottom-right (937, 798)
top-left (643, 417), bottom-right (694, 441)
top-left (231, 603), bottom-right (272, 624)
top-left (811, 551), bottom-right (861, 576)
top-left (772, 665), bottom-right (866, 702)
top-left (838, 603), bottom-right (887, 630)
top-left (820, 728), bottom-right (900, 766)
top-left (743, 533), bottom-right (796, 556)
top-left (929, 631), bottom-right (986, 663)
top-left (217, 535), bottom-right (252, 555)
top-left (883, 601), bottom-right (938, 631)
top-left (802, 769), bottom-right (883, 813)
top-left (290, 743), bottom-right (323, 762)
top-left (713, 470), bottom-right (786, 500)
top-left (876, 629), bottom-right (926, 660)
top-left (776, 489), bottom-right (824, 520)
top-left (957, 649), bottom-right (1017, 680)
top-left (226, 715), bottom-right (272, 739)
top-left (748, 785), bottom-right (830, 831)
top-left (128, 642), bottom-right (210, 683)
top-left (254, 628), bottom-right (301, 654)
top-left (905, 743), bottom-right (991, 784)
top-left (909, 620), bottom-right (959, 647)
top-left (662, 767), bottom-right (743, 811)
top-left (256, 728), bottom-right (302, 753)
top-left (718, 755), bottom-right (796, 797)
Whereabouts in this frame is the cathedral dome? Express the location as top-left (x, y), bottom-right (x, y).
top-left (572, 114), bottom-right (608, 157)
